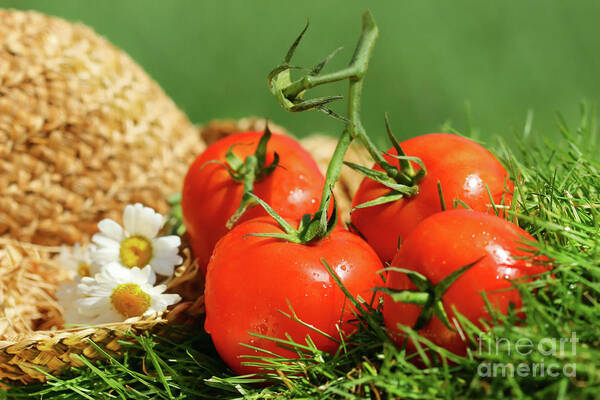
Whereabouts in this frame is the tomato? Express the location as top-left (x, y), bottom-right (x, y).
top-left (182, 131), bottom-right (326, 274)
top-left (204, 216), bottom-right (384, 375)
top-left (351, 133), bottom-right (513, 263)
top-left (383, 210), bottom-right (547, 357)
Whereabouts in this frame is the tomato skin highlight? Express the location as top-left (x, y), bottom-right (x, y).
top-left (351, 133), bottom-right (513, 263)
top-left (204, 216), bottom-right (384, 375)
top-left (383, 210), bottom-right (547, 357)
top-left (181, 131), bottom-right (326, 274)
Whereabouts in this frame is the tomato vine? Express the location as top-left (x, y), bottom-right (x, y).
top-left (266, 11), bottom-right (426, 243)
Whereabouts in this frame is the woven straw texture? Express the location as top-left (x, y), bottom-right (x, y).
top-left (0, 9), bottom-right (205, 246)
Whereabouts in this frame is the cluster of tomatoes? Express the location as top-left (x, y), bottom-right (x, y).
top-left (181, 129), bottom-right (547, 374)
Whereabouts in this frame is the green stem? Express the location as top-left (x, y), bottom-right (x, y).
top-left (346, 83), bottom-right (404, 181)
top-left (318, 127), bottom-right (353, 212)
top-left (313, 12), bottom-right (412, 220)
top-left (283, 67), bottom-right (359, 100)
top-left (313, 12), bottom-right (379, 226)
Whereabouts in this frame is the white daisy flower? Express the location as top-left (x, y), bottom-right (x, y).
top-left (73, 263), bottom-right (181, 325)
top-left (55, 243), bottom-right (99, 280)
top-left (91, 203), bottom-right (182, 277)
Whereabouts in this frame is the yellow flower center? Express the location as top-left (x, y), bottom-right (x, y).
top-left (77, 263), bottom-right (91, 277)
top-left (110, 283), bottom-right (151, 318)
top-left (119, 235), bottom-right (153, 269)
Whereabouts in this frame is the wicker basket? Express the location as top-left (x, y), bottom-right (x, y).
top-left (0, 9), bottom-right (369, 384)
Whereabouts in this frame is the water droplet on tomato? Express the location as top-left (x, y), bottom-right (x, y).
top-left (463, 174), bottom-right (484, 196)
top-left (255, 321), bottom-right (268, 335)
top-left (287, 188), bottom-right (306, 204)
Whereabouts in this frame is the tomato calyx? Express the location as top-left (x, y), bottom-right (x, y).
top-left (203, 125), bottom-right (280, 229)
top-left (246, 191), bottom-right (338, 244)
top-left (345, 114), bottom-right (427, 211)
top-left (267, 19), bottom-right (351, 120)
top-left (379, 256), bottom-right (484, 331)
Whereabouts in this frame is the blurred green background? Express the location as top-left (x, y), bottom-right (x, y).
top-left (2, 0), bottom-right (600, 145)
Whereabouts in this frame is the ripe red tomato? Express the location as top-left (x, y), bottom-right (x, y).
top-left (351, 133), bottom-right (513, 263)
top-left (182, 131), bottom-right (326, 273)
top-left (204, 216), bottom-right (384, 375)
top-left (383, 210), bottom-right (547, 357)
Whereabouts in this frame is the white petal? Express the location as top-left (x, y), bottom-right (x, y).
top-left (93, 270), bottom-right (119, 288)
top-left (124, 203), bottom-right (164, 238)
top-left (78, 282), bottom-right (112, 297)
top-left (148, 271), bottom-right (157, 285)
top-left (91, 233), bottom-right (120, 249)
top-left (161, 293), bottom-right (181, 306)
top-left (149, 256), bottom-right (179, 276)
top-left (131, 265), bottom-right (147, 280)
top-left (123, 204), bottom-right (139, 235)
top-left (79, 276), bottom-right (95, 286)
top-left (136, 268), bottom-right (157, 285)
top-left (153, 236), bottom-right (181, 252)
top-left (77, 297), bottom-right (110, 316)
top-left (78, 268), bottom-right (116, 295)
top-left (125, 265), bottom-right (155, 285)
top-left (104, 262), bottom-right (133, 283)
top-left (147, 284), bottom-right (167, 295)
top-left (90, 245), bottom-right (120, 265)
top-left (97, 219), bottom-right (125, 242)
top-left (77, 280), bottom-right (95, 295)
top-left (149, 293), bottom-right (181, 314)
top-left (140, 265), bottom-right (157, 285)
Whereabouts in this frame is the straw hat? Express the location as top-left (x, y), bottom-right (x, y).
top-left (0, 9), bottom-right (205, 383)
top-left (0, 9), bottom-right (204, 246)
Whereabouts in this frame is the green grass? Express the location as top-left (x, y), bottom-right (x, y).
top-left (4, 106), bottom-right (600, 399)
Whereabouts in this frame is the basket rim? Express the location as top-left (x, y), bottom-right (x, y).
top-left (0, 315), bottom-right (167, 349)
